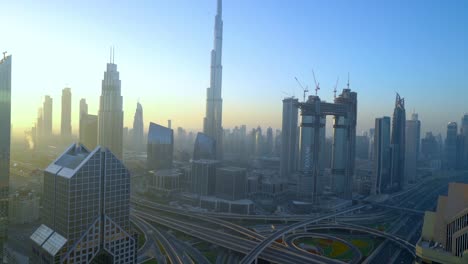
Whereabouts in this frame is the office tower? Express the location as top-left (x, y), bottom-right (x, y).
top-left (79, 114), bottom-right (98, 150)
top-left (356, 134), bottom-right (370, 160)
top-left (0, 53), bottom-right (11, 254)
top-left (280, 97), bottom-right (299, 180)
top-left (193, 132), bottom-right (216, 160)
top-left (405, 113), bottom-right (421, 184)
top-left (274, 129), bottom-right (281, 156)
top-left (445, 122), bottom-right (458, 170)
top-left (191, 159), bottom-right (219, 196)
top-left (372, 117), bottom-right (391, 194)
top-left (368, 128), bottom-right (375, 160)
top-left (79, 98), bottom-right (88, 118)
top-left (132, 102), bottom-right (144, 151)
top-left (421, 132), bottom-right (438, 160)
top-left (390, 93), bottom-right (406, 191)
top-left (30, 144), bottom-right (137, 263)
top-left (43, 95), bottom-right (53, 138)
top-left (416, 182), bottom-right (468, 262)
top-left (147, 122), bottom-right (174, 171)
top-left (266, 127), bottom-right (273, 155)
top-left (215, 167), bottom-right (247, 201)
top-left (98, 49), bottom-right (123, 159)
top-left (254, 126), bottom-right (263, 156)
top-left (61, 87), bottom-right (72, 139)
top-left (203, 0), bottom-right (224, 160)
top-left (460, 114), bottom-right (468, 169)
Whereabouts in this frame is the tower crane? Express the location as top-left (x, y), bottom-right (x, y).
top-left (333, 77), bottom-right (339, 99)
top-left (294, 77), bottom-right (309, 102)
top-left (312, 70), bottom-right (320, 96)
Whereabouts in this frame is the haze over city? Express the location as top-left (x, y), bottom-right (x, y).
top-left (2, 0), bottom-right (468, 136)
top-left (2, 1), bottom-right (468, 264)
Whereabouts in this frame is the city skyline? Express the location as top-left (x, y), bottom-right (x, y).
top-left (2, 0), bottom-right (468, 137)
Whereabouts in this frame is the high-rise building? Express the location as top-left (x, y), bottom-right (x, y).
top-left (79, 98), bottom-right (88, 118)
top-left (43, 95), bottom-right (53, 138)
top-left (79, 114), bottom-right (98, 150)
top-left (132, 102), bottom-right (144, 151)
top-left (266, 127), bottom-right (274, 155)
top-left (191, 159), bottom-right (219, 197)
top-left (215, 167), bottom-right (247, 201)
top-left (193, 132), bottom-right (216, 160)
top-left (356, 134), bottom-right (370, 160)
top-left (390, 93), bottom-right (406, 191)
top-left (203, 0), bottom-right (224, 160)
top-left (372, 116), bottom-right (391, 194)
top-left (405, 113), bottom-right (421, 184)
top-left (98, 49), bottom-right (123, 159)
top-left (61, 87), bottom-right (72, 139)
top-left (147, 122), bottom-right (173, 171)
top-left (421, 132), bottom-right (440, 160)
top-left (0, 53), bottom-right (12, 254)
top-left (460, 114), bottom-right (468, 169)
top-left (445, 122), bottom-right (458, 170)
top-left (416, 182), bottom-right (468, 262)
top-left (30, 144), bottom-right (137, 263)
top-left (280, 97), bottom-right (298, 180)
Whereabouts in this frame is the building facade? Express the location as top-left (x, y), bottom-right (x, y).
top-left (203, 0), bottom-right (224, 160)
top-left (43, 95), bottom-right (53, 138)
top-left (390, 93), bottom-right (406, 191)
top-left (191, 159), bottom-right (219, 197)
top-left (280, 97), bottom-right (299, 180)
top-left (98, 50), bottom-right (124, 159)
top-left (147, 122), bottom-right (173, 171)
top-left (405, 113), bottom-right (421, 184)
top-left (445, 122), bottom-right (458, 170)
top-left (79, 114), bottom-right (98, 150)
top-left (30, 144), bottom-right (137, 263)
top-left (61, 87), bottom-right (72, 139)
top-left (132, 102), bottom-right (144, 151)
top-left (372, 116), bottom-right (391, 194)
top-left (215, 167), bottom-right (247, 201)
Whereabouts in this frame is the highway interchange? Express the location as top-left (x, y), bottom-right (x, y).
top-left (132, 174), bottom-right (467, 264)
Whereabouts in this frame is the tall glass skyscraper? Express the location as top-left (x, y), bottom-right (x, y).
top-left (61, 87), bottom-right (72, 139)
top-left (373, 116), bottom-right (391, 194)
top-left (390, 93), bottom-right (406, 191)
top-left (280, 97), bottom-right (298, 180)
top-left (31, 144), bottom-right (137, 263)
top-left (203, 0), bottom-right (224, 160)
top-left (132, 102), bottom-right (144, 151)
top-left (0, 52), bottom-right (11, 257)
top-left (98, 50), bottom-right (123, 159)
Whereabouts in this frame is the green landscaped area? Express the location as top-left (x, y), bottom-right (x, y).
top-left (192, 241), bottom-right (218, 263)
top-left (295, 235), bottom-right (379, 262)
top-left (131, 223), bottom-right (147, 250)
top-left (142, 259), bottom-right (158, 264)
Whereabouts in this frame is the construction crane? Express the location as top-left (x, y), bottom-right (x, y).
top-left (312, 69), bottom-right (320, 96)
top-left (333, 77), bottom-right (339, 99)
top-left (294, 77), bottom-right (309, 102)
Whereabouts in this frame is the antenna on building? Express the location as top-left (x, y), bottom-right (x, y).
top-left (333, 76), bottom-right (339, 99)
top-left (312, 69), bottom-right (320, 96)
top-left (347, 72), bottom-right (350, 89)
top-left (2, 51), bottom-right (6, 60)
top-left (294, 77), bottom-right (308, 102)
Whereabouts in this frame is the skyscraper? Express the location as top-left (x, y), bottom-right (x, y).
top-left (43, 95), bottom-right (53, 138)
top-left (132, 102), bottom-right (144, 151)
top-left (372, 116), bottom-right (391, 194)
top-left (0, 53), bottom-right (11, 254)
top-left (266, 127), bottom-right (274, 155)
top-left (147, 122), bottom-right (173, 171)
top-left (80, 114), bottom-right (98, 150)
top-left (79, 98), bottom-right (88, 118)
top-left (98, 49), bottom-right (123, 159)
top-left (280, 97), bottom-right (298, 180)
top-left (460, 114), bottom-right (468, 168)
top-left (203, 0), bottom-right (224, 160)
top-left (405, 113), bottom-right (421, 184)
top-left (390, 93), bottom-right (406, 191)
top-left (61, 87), bottom-right (72, 139)
top-left (445, 122), bottom-right (458, 170)
top-left (30, 144), bottom-right (137, 263)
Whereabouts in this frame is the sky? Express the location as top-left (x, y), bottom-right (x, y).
top-left (1, 0), bottom-right (468, 137)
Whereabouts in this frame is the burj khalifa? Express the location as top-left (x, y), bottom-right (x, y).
top-left (203, 0), bottom-right (224, 160)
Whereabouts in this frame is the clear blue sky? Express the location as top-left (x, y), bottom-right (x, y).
top-left (1, 0), bottom-right (467, 136)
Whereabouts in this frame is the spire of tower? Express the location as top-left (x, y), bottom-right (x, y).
top-left (217, 0), bottom-right (222, 16)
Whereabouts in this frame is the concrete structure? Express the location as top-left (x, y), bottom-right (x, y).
top-left (405, 113), bottom-right (420, 184)
top-left (372, 116), bottom-right (391, 194)
top-left (203, 0), bottom-right (224, 160)
top-left (150, 169), bottom-right (181, 194)
top-left (98, 49), bottom-right (123, 159)
top-left (147, 122), bottom-right (173, 171)
top-left (79, 114), bottom-right (98, 150)
top-left (191, 159), bottom-right (219, 197)
top-left (445, 122), bottom-right (458, 170)
top-left (280, 97), bottom-right (299, 180)
top-left (390, 93), bottom-right (406, 191)
top-left (215, 167), bottom-right (247, 201)
top-left (43, 95), bottom-right (53, 138)
top-left (0, 53), bottom-right (11, 256)
top-left (416, 182), bottom-right (468, 263)
top-left (61, 87), bottom-right (72, 139)
top-left (9, 190), bottom-right (40, 224)
top-left (132, 102), bottom-right (144, 151)
top-left (297, 88), bottom-right (357, 202)
top-left (30, 144), bottom-right (137, 263)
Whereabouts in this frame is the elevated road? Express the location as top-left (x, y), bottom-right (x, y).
top-left (239, 205), bottom-right (365, 264)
